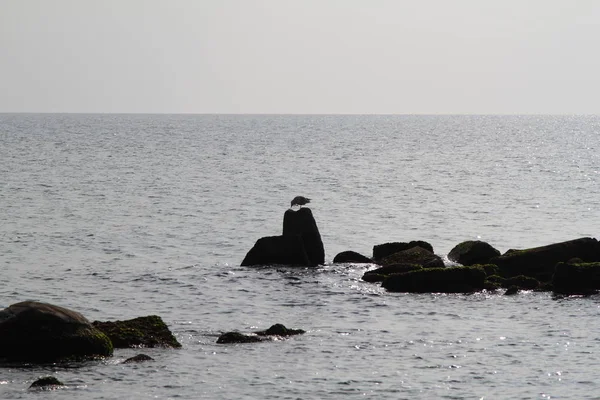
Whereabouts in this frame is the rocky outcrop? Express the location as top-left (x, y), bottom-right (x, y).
top-left (333, 251), bottom-right (372, 264)
top-left (382, 266), bottom-right (487, 293)
top-left (492, 237), bottom-right (600, 281)
top-left (241, 208), bottom-right (324, 267)
top-left (93, 315), bottom-right (181, 349)
top-left (552, 261), bottom-right (600, 295)
top-left (373, 241), bottom-right (434, 262)
top-left (379, 246), bottom-right (444, 269)
top-left (448, 240), bottom-right (500, 266)
top-left (0, 301), bottom-right (113, 363)
top-left (362, 263), bottom-right (422, 283)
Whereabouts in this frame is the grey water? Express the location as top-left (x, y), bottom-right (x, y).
top-left (1, 114), bottom-right (599, 399)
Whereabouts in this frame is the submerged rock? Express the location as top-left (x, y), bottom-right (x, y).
top-left (29, 376), bottom-right (65, 389)
top-left (448, 240), bottom-right (501, 266)
top-left (492, 237), bottom-right (600, 281)
top-left (379, 246), bottom-right (444, 269)
top-left (504, 286), bottom-right (520, 296)
top-left (382, 266), bottom-right (486, 293)
top-left (0, 301), bottom-right (113, 363)
top-left (373, 241), bottom-right (434, 262)
top-left (333, 251), bottom-right (372, 264)
top-left (123, 354), bottom-right (154, 363)
top-left (552, 261), bottom-right (600, 295)
top-left (256, 324), bottom-right (305, 336)
top-left (93, 315), bottom-right (181, 349)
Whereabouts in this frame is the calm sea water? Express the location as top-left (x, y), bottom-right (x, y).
top-left (1, 114), bottom-right (599, 399)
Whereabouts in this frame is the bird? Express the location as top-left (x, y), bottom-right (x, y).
top-left (290, 196), bottom-right (311, 208)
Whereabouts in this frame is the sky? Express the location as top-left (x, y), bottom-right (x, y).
top-left (1, 0), bottom-right (599, 114)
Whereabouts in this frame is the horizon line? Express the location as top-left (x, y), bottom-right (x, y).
top-left (1, 112), bottom-right (599, 116)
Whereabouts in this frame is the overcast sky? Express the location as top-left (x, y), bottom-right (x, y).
top-left (1, 0), bottom-right (599, 114)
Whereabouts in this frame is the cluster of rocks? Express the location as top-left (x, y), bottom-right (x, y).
top-left (336, 237), bottom-right (600, 296)
top-left (0, 301), bottom-right (181, 364)
top-left (241, 207), bottom-right (600, 296)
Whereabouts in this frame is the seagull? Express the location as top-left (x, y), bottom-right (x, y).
top-left (291, 196), bottom-right (311, 208)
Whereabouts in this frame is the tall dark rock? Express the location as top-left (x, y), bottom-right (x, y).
top-left (241, 207), bottom-right (325, 267)
top-left (283, 208), bottom-right (325, 266)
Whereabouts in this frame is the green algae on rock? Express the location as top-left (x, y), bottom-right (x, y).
top-left (93, 315), bottom-right (181, 349)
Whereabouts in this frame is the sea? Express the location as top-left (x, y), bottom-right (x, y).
top-left (1, 114), bottom-right (599, 399)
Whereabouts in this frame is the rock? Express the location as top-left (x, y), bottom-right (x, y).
top-left (0, 301), bottom-right (113, 363)
top-left (123, 354), bottom-right (154, 363)
top-left (333, 251), bottom-right (372, 264)
top-left (256, 324), bottom-right (305, 336)
top-left (241, 235), bottom-right (311, 266)
top-left (504, 275), bottom-right (539, 290)
top-left (552, 261), bottom-right (600, 295)
top-left (216, 332), bottom-right (263, 344)
top-left (282, 208), bottom-right (325, 265)
top-left (382, 266), bottom-right (486, 293)
top-left (379, 246), bottom-right (444, 269)
top-left (504, 286), bottom-right (519, 295)
top-left (93, 316), bottom-right (181, 349)
top-left (29, 376), bottom-right (65, 389)
top-left (362, 263), bottom-right (422, 283)
top-left (373, 241), bottom-right (434, 262)
top-left (491, 237), bottom-right (600, 281)
top-left (448, 241), bottom-right (501, 266)
top-left (241, 207), bottom-right (325, 267)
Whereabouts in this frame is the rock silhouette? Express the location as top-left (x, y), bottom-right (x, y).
top-left (242, 207), bottom-right (324, 266)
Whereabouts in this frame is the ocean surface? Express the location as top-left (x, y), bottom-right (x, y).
top-left (1, 114), bottom-right (599, 399)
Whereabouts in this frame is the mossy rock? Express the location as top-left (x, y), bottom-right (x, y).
top-left (492, 237), bottom-right (600, 279)
top-left (362, 263), bottom-right (423, 283)
top-left (0, 301), bottom-right (113, 363)
top-left (379, 247), bottom-right (444, 269)
top-left (382, 266), bottom-right (486, 293)
top-left (486, 275), bottom-right (506, 284)
top-left (504, 275), bottom-right (539, 290)
top-left (552, 261), bottom-right (600, 295)
top-left (473, 264), bottom-right (500, 276)
top-left (93, 315), bottom-right (181, 349)
top-left (373, 241), bottom-right (434, 261)
top-left (483, 280), bottom-right (502, 291)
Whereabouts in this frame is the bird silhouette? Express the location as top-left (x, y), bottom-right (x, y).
top-left (290, 196), bottom-right (311, 208)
